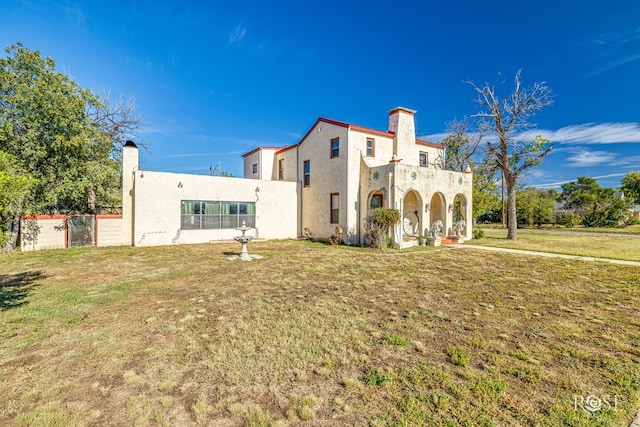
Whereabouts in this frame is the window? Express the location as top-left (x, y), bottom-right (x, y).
top-left (252, 163), bottom-right (258, 174)
top-left (330, 137), bottom-right (339, 158)
top-left (370, 194), bottom-right (383, 209)
top-left (419, 152), bottom-right (428, 167)
top-left (330, 193), bottom-right (339, 224)
top-left (303, 160), bottom-right (310, 187)
top-left (181, 200), bottom-right (255, 230)
top-left (278, 159), bottom-right (284, 180)
top-left (366, 138), bottom-right (375, 157)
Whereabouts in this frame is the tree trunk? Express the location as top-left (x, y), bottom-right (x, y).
top-left (2, 217), bottom-right (20, 252)
top-left (506, 177), bottom-right (518, 240)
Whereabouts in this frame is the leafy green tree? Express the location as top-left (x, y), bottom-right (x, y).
top-left (516, 188), bottom-right (557, 227)
top-left (621, 171), bottom-right (640, 204)
top-left (0, 151), bottom-right (35, 249)
top-left (560, 177), bottom-right (630, 227)
top-left (468, 70), bottom-right (554, 239)
top-left (0, 43), bottom-right (138, 214)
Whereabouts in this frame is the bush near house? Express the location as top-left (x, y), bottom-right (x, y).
top-left (363, 208), bottom-right (400, 248)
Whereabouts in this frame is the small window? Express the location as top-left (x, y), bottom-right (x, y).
top-left (278, 159), bottom-right (284, 180)
top-left (330, 137), bottom-right (339, 158)
top-left (366, 138), bottom-right (375, 157)
top-left (370, 194), bottom-right (383, 209)
top-left (303, 160), bottom-right (310, 187)
top-left (330, 193), bottom-right (339, 224)
top-left (252, 163), bottom-right (258, 174)
top-left (419, 152), bottom-right (428, 167)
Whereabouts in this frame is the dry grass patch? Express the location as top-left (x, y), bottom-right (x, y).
top-left (0, 241), bottom-right (639, 426)
top-left (472, 228), bottom-right (640, 262)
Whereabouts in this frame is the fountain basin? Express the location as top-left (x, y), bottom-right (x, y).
top-left (227, 220), bottom-right (262, 261)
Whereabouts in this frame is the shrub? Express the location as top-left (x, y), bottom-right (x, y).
top-left (472, 229), bottom-right (485, 239)
top-left (557, 212), bottom-right (580, 228)
top-left (364, 208), bottom-right (400, 248)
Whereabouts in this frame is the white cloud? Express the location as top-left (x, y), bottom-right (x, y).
top-left (229, 24), bottom-right (247, 45)
top-left (422, 123), bottom-right (640, 146)
top-left (519, 123), bottom-right (640, 145)
top-left (565, 149), bottom-right (616, 167)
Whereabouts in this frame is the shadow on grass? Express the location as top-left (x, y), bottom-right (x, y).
top-left (0, 271), bottom-right (44, 311)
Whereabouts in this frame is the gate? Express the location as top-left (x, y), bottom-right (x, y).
top-left (67, 215), bottom-right (95, 247)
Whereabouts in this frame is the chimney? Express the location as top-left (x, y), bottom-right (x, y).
top-left (122, 140), bottom-right (138, 246)
top-left (388, 107), bottom-right (416, 161)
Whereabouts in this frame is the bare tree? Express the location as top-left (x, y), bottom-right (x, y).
top-left (442, 118), bottom-right (500, 222)
top-left (86, 91), bottom-right (145, 211)
top-left (443, 117), bottom-right (483, 173)
top-left (468, 70), bottom-right (553, 239)
top-left (87, 90), bottom-right (145, 158)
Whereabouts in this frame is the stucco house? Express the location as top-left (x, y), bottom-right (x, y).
top-left (21, 107), bottom-right (472, 250)
top-left (119, 106), bottom-right (472, 248)
top-left (241, 107), bottom-right (472, 245)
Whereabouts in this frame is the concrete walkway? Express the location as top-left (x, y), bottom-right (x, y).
top-left (481, 227), bottom-right (640, 238)
top-left (452, 244), bottom-right (640, 267)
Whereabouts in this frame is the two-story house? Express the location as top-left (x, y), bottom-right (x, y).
top-left (242, 107), bottom-right (472, 245)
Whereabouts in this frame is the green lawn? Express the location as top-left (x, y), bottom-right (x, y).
top-left (1, 241), bottom-right (639, 426)
top-left (472, 229), bottom-right (640, 262)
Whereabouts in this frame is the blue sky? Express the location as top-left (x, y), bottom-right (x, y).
top-left (2, 0), bottom-right (640, 189)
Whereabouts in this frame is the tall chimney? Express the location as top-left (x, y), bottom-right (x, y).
top-left (388, 107), bottom-right (416, 161)
top-left (122, 140), bottom-right (138, 246)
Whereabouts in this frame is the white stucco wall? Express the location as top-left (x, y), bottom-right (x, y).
top-left (275, 146), bottom-right (298, 182)
top-left (132, 171), bottom-right (298, 247)
top-left (243, 148), bottom-right (279, 180)
top-left (297, 122), bottom-right (350, 240)
top-left (96, 216), bottom-right (123, 247)
top-left (20, 215), bottom-right (66, 252)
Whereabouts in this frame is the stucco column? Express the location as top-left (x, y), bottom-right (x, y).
top-left (122, 141), bottom-right (138, 246)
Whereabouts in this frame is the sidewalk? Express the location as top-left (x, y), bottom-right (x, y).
top-left (452, 244), bottom-right (640, 267)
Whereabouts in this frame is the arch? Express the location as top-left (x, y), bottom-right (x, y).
top-left (452, 193), bottom-right (468, 237)
top-left (429, 192), bottom-right (446, 233)
top-left (453, 193), bottom-right (467, 224)
top-left (402, 190), bottom-right (422, 236)
top-left (367, 190), bottom-right (384, 210)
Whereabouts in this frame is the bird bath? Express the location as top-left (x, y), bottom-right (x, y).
top-left (227, 220), bottom-right (262, 261)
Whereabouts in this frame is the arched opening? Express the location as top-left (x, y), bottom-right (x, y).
top-left (402, 190), bottom-right (422, 237)
top-left (453, 194), bottom-right (466, 223)
top-left (369, 191), bottom-right (384, 210)
top-left (452, 193), bottom-right (467, 237)
top-left (429, 192), bottom-right (446, 235)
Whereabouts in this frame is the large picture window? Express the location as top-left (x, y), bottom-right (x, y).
top-left (181, 200), bottom-right (255, 230)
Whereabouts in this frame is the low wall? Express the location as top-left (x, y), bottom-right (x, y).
top-left (20, 214), bottom-right (124, 251)
top-left (20, 215), bottom-right (67, 252)
top-left (96, 215), bottom-right (123, 247)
